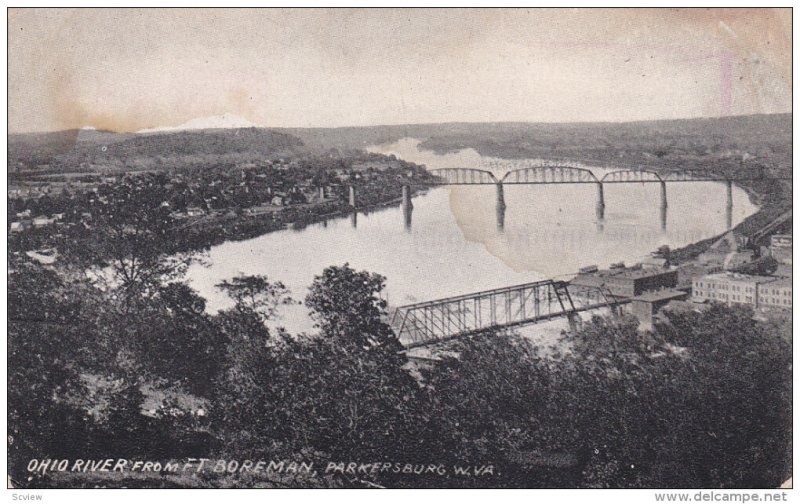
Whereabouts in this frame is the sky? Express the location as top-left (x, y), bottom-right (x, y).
top-left (8, 8), bottom-right (792, 133)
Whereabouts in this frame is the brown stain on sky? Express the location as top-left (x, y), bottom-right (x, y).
top-left (8, 8), bottom-right (791, 133)
top-left (645, 8), bottom-right (792, 113)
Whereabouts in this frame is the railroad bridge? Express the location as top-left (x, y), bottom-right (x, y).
top-left (389, 279), bottom-right (627, 348)
top-left (344, 164), bottom-right (787, 232)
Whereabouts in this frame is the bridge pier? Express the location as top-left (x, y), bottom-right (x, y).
top-left (495, 182), bottom-right (506, 210)
top-left (496, 182), bottom-right (506, 232)
top-left (595, 182), bottom-right (605, 222)
top-left (496, 201), bottom-right (505, 232)
top-left (567, 313), bottom-right (580, 333)
top-left (349, 185), bottom-right (357, 208)
top-left (726, 180), bottom-right (733, 230)
top-left (350, 211), bottom-right (357, 228)
top-left (659, 181), bottom-right (668, 231)
top-left (319, 186), bottom-right (326, 200)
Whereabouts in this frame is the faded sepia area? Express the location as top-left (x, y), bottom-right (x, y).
top-left (7, 8), bottom-right (792, 491)
top-left (8, 8), bottom-right (791, 132)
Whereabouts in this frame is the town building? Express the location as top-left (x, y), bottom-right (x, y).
top-left (630, 290), bottom-right (690, 331)
top-left (571, 264), bottom-right (679, 298)
top-left (757, 277), bottom-right (792, 310)
top-left (692, 272), bottom-right (792, 310)
top-left (769, 234), bottom-right (792, 265)
top-left (692, 272), bottom-right (767, 307)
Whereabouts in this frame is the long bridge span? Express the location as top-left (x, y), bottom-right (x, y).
top-left (342, 165), bottom-right (788, 232)
top-left (339, 164), bottom-right (788, 232)
top-left (389, 279), bottom-right (627, 348)
top-left (424, 164), bottom-right (780, 186)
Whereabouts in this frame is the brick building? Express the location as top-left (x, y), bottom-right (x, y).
top-left (571, 265), bottom-right (679, 298)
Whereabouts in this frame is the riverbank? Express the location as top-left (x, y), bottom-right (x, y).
top-left (176, 187), bottom-right (426, 254)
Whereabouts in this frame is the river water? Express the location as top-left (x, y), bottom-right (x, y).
top-left (185, 138), bottom-right (758, 337)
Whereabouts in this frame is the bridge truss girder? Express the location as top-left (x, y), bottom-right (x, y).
top-left (428, 168), bottom-right (499, 185)
top-left (502, 166), bottom-right (599, 184)
top-left (601, 169), bottom-right (664, 184)
top-left (391, 280), bottom-right (622, 348)
top-left (662, 170), bottom-right (726, 182)
top-left (410, 167), bottom-right (788, 187)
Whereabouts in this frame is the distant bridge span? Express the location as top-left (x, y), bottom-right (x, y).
top-left (414, 166), bottom-right (786, 186)
top-left (390, 279), bottom-right (627, 349)
top-left (343, 166), bottom-right (787, 232)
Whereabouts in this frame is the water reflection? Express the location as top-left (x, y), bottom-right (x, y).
top-left (403, 202), bottom-right (413, 231)
top-left (726, 180), bottom-right (734, 230)
top-left (402, 185), bottom-right (414, 232)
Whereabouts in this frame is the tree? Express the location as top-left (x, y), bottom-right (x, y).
top-left (305, 263), bottom-right (398, 349)
top-left (216, 274), bottom-right (292, 322)
top-left (545, 306), bottom-right (792, 488)
top-left (121, 282), bottom-right (227, 397)
top-left (63, 173), bottom-right (196, 300)
top-left (417, 332), bottom-right (570, 488)
top-left (211, 274), bottom-right (294, 458)
top-left (8, 260), bottom-right (90, 483)
top-left (212, 266), bottom-right (425, 486)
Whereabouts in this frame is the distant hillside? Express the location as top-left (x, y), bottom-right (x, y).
top-left (78, 127), bottom-right (303, 158)
top-left (9, 129), bottom-right (90, 169)
top-left (278, 114), bottom-right (791, 165)
top-left (10, 113), bottom-right (790, 175)
top-left (418, 114), bottom-right (792, 163)
top-left (9, 127), bottom-right (305, 173)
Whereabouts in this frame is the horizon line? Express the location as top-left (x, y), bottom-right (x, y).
top-left (8, 110), bottom-right (792, 136)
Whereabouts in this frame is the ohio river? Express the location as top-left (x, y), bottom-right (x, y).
top-left (185, 138), bottom-right (758, 336)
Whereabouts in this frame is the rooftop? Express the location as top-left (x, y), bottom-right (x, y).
top-left (632, 290), bottom-right (690, 303)
top-left (697, 272), bottom-right (777, 284)
top-left (762, 277), bottom-right (792, 289)
top-left (574, 266), bottom-right (673, 281)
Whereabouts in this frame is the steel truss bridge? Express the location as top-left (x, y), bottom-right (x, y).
top-left (371, 164), bottom-right (787, 232)
top-left (390, 279), bottom-right (627, 348)
top-left (423, 165), bottom-right (782, 186)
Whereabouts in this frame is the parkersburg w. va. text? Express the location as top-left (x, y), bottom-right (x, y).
top-left (26, 459), bottom-right (496, 477)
